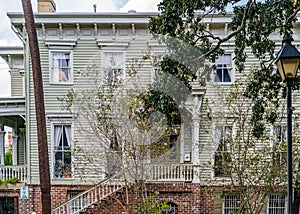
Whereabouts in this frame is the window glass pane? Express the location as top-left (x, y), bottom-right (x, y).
top-left (102, 52), bottom-right (124, 82)
top-left (61, 55), bottom-right (70, 67)
top-left (268, 194), bottom-right (286, 214)
top-left (272, 125), bottom-right (287, 167)
top-left (223, 68), bottom-right (231, 82)
top-left (214, 68), bottom-right (222, 82)
top-left (223, 195), bottom-right (240, 214)
top-left (53, 124), bottom-right (72, 179)
top-left (215, 125), bottom-right (232, 177)
top-left (214, 54), bottom-right (232, 83)
top-left (51, 52), bottom-right (71, 83)
top-left (159, 202), bottom-right (178, 214)
top-left (224, 54), bottom-right (231, 65)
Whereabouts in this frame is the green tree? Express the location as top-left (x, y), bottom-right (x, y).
top-left (149, 0), bottom-right (300, 137)
top-left (149, 0), bottom-right (300, 212)
top-left (60, 54), bottom-right (182, 213)
top-left (4, 151), bottom-right (12, 165)
top-left (201, 80), bottom-right (296, 213)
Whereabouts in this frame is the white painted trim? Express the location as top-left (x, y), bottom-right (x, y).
top-left (97, 40), bottom-right (129, 48)
top-left (45, 40), bottom-right (77, 48)
top-left (50, 121), bottom-right (74, 180)
top-left (49, 49), bottom-right (74, 85)
top-left (101, 50), bottom-right (126, 82)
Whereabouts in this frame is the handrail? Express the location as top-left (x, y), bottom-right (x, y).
top-left (52, 164), bottom-right (195, 213)
top-left (51, 173), bottom-right (124, 214)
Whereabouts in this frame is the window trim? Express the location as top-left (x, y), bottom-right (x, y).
top-left (271, 124), bottom-right (287, 167)
top-left (222, 194), bottom-right (240, 214)
top-left (101, 51), bottom-right (125, 83)
top-left (212, 123), bottom-right (233, 178)
top-left (267, 194), bottom-right (286, 214)
top-left (49, 50), bottom-right (73, 85)
top-left (213, 53), bottom-right (234, 84)
top-left (51, 121), bottom-right (74, 179)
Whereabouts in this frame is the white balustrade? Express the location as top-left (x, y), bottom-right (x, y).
top-left (52, 164), bottom-right (195, 213)
top-left (0, 165), bottom-right (27, 182)
top-left (146, 164), bottom-right (194, 182)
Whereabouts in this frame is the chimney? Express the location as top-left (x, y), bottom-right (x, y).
top-left (37, 0), bottom-right (56, 13)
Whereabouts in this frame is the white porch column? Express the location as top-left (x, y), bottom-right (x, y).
top-left (12, 135), bottom-right (18, 165)
top-left (0, 131), bottom-right (6, 165)
top-left (192, 96), bottom-right (202, 183)
top-left (19, 128), bottom-right (26, 165)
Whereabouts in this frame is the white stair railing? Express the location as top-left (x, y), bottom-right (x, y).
top-left (52, 164), bottom-right (194, 213)
top-left (51, 174), bottom-right (124, 214)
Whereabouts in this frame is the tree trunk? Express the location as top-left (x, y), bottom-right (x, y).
top-left (21, 0), bottom-right (51, 213)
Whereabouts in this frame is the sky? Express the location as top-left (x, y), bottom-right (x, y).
top-left (0, 0), bottom-right (161, 97)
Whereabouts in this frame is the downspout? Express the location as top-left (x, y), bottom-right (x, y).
top-left (24, 29), bottom-right (31, 184)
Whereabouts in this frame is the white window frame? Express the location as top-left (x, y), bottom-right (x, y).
top-left (101, 51), bottom-right (125, 83)
top-left (213, 53), bottom-right (234, 83)
top-left (67, 191), bottom-right (86, 213)
top-left (150, 52), bottom-right (164, 83)
top-left (223, 194), bottom-right (240, 214)
top-left (267, 194), bottom-right (286, 214)
top-left (271, 124), bottom-right (287, 166)
top-left (49, 50), bottom-right (73, 84)
top-left (51, 122), bottom-right (73, 179)
top-left (212, 124), bottom-right (232, 178)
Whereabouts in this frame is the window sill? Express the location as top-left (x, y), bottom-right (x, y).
top-left (211, 176), bottom-right (231, 181)
top-left (49, 82), bottom-right (74, 85)
top-left (52, 177), bottom-right (74, 180)
top-left (212, 81), bottom-right (234, 85)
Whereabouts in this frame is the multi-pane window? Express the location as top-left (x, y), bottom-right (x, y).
top-left (214, 125), bottom-right (232, 177)
top-left (53, 124), bottom-right (72, 179)
top-left (272, 125), bottom-right (287, 166)
top-left (268, 194), bottom-right (286, 214)
top-left (102, 52), bottom-right (124, 82)
top-left (50, 52), bottom-right (72, 84)
top-left (67, 191), bottom-right (86, 213)
top-left (214, 54), bottom-right (233, 83)
top-left (223, 194), bottom-right (240, 214)
top-left (151, 53), bottom-right (163, 82)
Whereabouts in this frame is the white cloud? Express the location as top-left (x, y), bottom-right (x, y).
top-left (120, 0), bottom-right (161, 12)
top-left (55, 0), bottom-right (118, 12)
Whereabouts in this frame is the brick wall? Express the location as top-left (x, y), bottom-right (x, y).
top-left (18, 184), bottom-right (92, 214)
top-left (16, 183), bottom-right (214, 213)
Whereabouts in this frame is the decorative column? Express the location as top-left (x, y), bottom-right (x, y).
top-left (19, 128), bottom-right (26, 165)
top-left (192, 96), bottom-right (201, 183)
top-left (12, 135), bottom-right (18, 165)
top-left (0, 131), bottom-right (6, 165)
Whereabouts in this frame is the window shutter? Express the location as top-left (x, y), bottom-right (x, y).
top-left (213, 193), bottom-right (222, 214)
top-left (258, 196), bottom-right (268, 214)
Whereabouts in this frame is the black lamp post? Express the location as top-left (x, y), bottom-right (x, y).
top-left (275, 34), bottom-right (300, 214)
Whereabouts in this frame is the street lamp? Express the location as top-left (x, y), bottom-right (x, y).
top-left (275, 34), bottom-right (300, 214)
